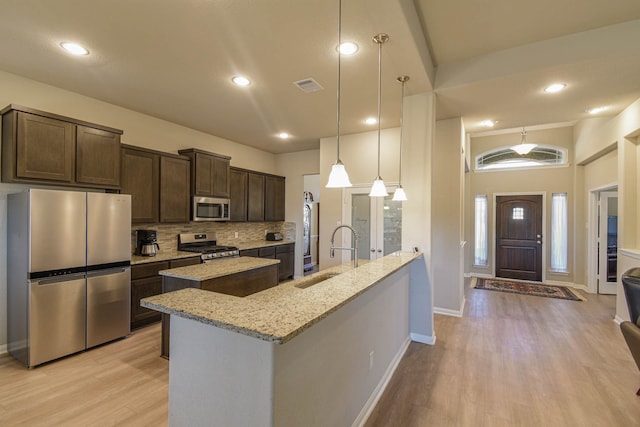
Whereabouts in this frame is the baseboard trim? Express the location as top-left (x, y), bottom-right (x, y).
top-left (614, 315), bottom-right (625, 325)
top-left (434, 307), bottom-right (462, 317)
top-left (410, 332), bottom-right (436, 345)
top-left (0, 344), bottom-right (7, 355)
top-left (353, 336), bottom-right (411, 427)
top-left (470, 272), bottom-right (493, 279)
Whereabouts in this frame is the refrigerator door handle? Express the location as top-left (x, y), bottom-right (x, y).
top-left (87, 267), bottom-right (129, 278)
top-left (34, 273), bottom-right (87, 286)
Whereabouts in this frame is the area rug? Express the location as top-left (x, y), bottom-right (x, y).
top-left (471, 277), bottom-right (584, 301)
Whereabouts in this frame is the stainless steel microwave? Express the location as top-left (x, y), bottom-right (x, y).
top-left (192, 197), bottom-right (230, 221)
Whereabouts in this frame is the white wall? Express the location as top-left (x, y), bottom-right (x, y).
top-left (275, 150), bottom-right (320, 278)
top-left (0, 70), bottom-right (279, 350)
top-left (432, 118), bottom-right (465, 315)
top-left (574, 96), bottom-right (640, 319)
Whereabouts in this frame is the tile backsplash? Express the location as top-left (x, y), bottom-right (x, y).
top-left (131, 221), bottom-right (295, 255)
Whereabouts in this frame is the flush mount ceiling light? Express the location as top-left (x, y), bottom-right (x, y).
top-left (586, 106), bottom-right (608, 115)
top-left (369, 33), bottom-right (390, 198)
top-left (392, 75), bottom-right (409, 202)
top-left (480, 120), bottom-right (497, 127)
top-left (544, 83), bottom-right (566, 93)
top-left (338, 41), bottom-right (359, 55)
top-left (232, 75), bottom-right (251, 87)
top-left (511, 128), bottom-right (537, 155)
top-left (60, 42), bottom-right (89, 56)
top-left (326, 0), bottom-right (352, 188)
top-left (364, 117), bottom-right (377, 125)
top-left (278, 132), bottom-right (290, 139)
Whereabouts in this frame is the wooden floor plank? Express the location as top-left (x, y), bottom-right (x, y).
top-left (365, 283), bottom-right (640, 427)
top-left (2, 281), bottom-right (639, 426)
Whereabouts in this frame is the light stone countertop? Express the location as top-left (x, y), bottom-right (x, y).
top-left (130, 240), bottom-right (294, 265)
top-left (158, 256), bottom-right (280, 281)
top-left (224, 239), bottom-right (295, 251)
top-left (131, 251), bottom-right (201, 265)
top-left (141, 251), bottom-right (423, 344)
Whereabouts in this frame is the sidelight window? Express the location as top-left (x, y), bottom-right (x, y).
top-left (474, 195), bottom-right (488, 266)
top-left (551, 193), bottom-right (568, 272)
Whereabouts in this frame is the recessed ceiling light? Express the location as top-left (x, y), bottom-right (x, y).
top-left (338, 42), bottom-right (359, 55)
top-left (365, 117), bottom-right (377, 125)
top-left (278, 132), bottom-right (290, 139)
top-left (60, 42), bottom-right (89, 56)
top-left (544, 83), bottom-right (566, 93)
top-left (480, 120), bottom-right (497, 127)
top-left (586, 106), bottom-right (608, 115)
top-left (232, 75), bottom-right (251, 87)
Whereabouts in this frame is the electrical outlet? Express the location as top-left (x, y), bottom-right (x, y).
top-left (264, 230), bottom-right (268, 236)
top-left (234, 232), bottom-right (238, 238)
top-left (369, 351), bottom-right (374, 371)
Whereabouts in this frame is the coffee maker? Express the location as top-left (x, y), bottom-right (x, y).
top-left (136, 229), bottom-right (160, 256)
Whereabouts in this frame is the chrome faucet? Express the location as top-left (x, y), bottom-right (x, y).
top-left (330, 225), bottom-right (359, 267)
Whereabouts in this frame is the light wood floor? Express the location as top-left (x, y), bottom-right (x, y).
top-left (0, 324), bottom-right (168, 426)
top-left (1, 285), bottom-right (639, 426)
top-left (365, 285), bottom-right (640, 427)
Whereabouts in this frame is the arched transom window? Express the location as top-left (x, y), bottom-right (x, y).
top-left (475, 145), bottom-right (568, 171)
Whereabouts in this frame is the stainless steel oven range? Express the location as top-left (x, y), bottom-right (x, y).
top-left (178, 232), bottom-right (239, 262)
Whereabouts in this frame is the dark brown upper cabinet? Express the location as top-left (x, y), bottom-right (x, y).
top-left (265, 175), bottom-right (285, 221)
top-left (178, 148), bottom-right (230, 198)
top-left (247, 172), bottom-right (266, 221)
top-left (159, 155), bottom-right (191, 223)
top-left (120, 144), bottom-right (190, 224)
top-left (230, 167), bottom-right (285, 222)
top-left (120, 145), bottom-right (160, 223)
top-left (76, 125), bottom-right (121, 187)
top-left (229, 167), bottom-right (248, 221)
top-left (1, 105), bottom-right (122, 189)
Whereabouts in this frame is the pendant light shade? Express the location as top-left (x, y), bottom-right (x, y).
top-left (327, 161), bottom-right (352, 187)
top-left (511, 128), bottom-right (537, 155)
top-left (392, 186), bottom-right (407, 201)
top-left (369, 33), bottom-right (389, 197)
top-left (392, 75), bottom-right (409, 202)
top-left (370, 178), bottom-right (388, 197)
top-left (326, 0), bottom-right (352, 188)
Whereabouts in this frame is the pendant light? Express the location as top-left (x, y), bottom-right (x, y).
top-left (326, 0), bottom-right (352, 188)
top-left (511, 128), bottom-right (537, 155)
top-left (392, 75), bottom-right (409, 201)
top-left (369, 33), bottom-right (389, 197)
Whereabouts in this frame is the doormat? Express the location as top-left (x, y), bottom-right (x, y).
top-left (471, 277), bottom-right (584, 301)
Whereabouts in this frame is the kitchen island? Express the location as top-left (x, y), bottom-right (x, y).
top-left (142, 251), bottom-right (433, 426)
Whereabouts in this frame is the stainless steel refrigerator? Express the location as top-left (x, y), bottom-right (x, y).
top-left (7, 189), bottom-right (131, 367)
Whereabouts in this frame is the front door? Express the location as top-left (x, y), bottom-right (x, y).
top-left (496, 195), bottom-right (543, 281)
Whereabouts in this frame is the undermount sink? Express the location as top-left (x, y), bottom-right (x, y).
top-left (294, 272), bottom-right (341, 289)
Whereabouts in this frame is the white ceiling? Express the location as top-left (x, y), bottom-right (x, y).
top-left (1, 0), bottom-right (640, 153)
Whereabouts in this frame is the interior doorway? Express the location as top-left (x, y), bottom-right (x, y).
top-left (589, 188), bottom-right (618, 294)
top-left (342, 186), bottom-right (402, 263)
top-left (495, 194), bottom-right (543, 281)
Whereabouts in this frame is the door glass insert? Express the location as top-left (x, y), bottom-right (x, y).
top-left (512, 207), bottom-right (524, 220)
top-left (383, 197), bottom-right (402, 255)
top-left (351, 194), bottom-right (371, 261)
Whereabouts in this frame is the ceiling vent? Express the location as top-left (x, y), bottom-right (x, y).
top-left (293, 78), bottom-right (324, 93)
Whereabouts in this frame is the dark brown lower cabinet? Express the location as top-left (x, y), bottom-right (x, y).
top-left (240, 243), bottom-right (295, 281)
top-left (131, 257), bottom-right (200, 330)
top-left (161, 263), bottom-right (279, 358)
top-left (275, 243), bottom-right (295, 281)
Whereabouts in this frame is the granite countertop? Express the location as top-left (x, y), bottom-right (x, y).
top-left (159, 256), bottom-right (280, 281)
top-left (141, 251), bottom-right (422, 344)
top-left (131, 251), bottom-right (201, 265)
top-left (131, 240), bottom-right (294, 265)
top-left (226, 239), bottom-right (295, 251)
